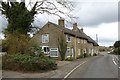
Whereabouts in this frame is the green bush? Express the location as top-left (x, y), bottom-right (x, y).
top-left (114, 47), bottom-right (120, 55)
top-left (83, 53), bottom-right (88, 58)
top-left (58, 32), bottom-right (67, 61)
top-left (30, 46), bottom-right (44, 57)
top-left (2, 40), bottom-right (8, 52)
top-left (93, 53), bottom-right (97, 56)
top-left (2, 54), bottom-right (57, 72)
top-left (117, 47), bottom-right (120, 55)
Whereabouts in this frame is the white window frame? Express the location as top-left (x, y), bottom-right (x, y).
top-left (66, 35), bottom-right (71, 42)
top-left (66, 47), bottom-right (71, 57)
top-left (41, 46), bottom-right (50, 55)
top-left (50, 48), bottom-right (58, 57)
top-left (42, 34), bottom-right (49, 43)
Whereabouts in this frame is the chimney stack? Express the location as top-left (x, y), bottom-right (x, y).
top-left (21, 0), bottom-right (25, 2)
top-left (73, 23), bottom-right (78, 31)
top-left (58, 18), bottom-right (64, 27)
top-left (81, 27), bottom-right (83, 32)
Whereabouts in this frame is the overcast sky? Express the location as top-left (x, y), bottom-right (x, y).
top-left (0, 0), bottom-right (119, 47)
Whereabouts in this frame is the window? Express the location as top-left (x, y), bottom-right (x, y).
top-left (50, 48), bottom-right (58, 57)
top-left (83, 48), bottom-right (86, 53)
top-left (42, 34), bottom-right (49, 43)
top-left (78, 49), bottom-right (81, 55)
top-left (89, 49), bottom-right (91, 54)
top-left (41, 46), bottom-right (50, 54)
top-left (67, 48), bottom-right (70, 57)
top-left (66, 35), bottom-right (71, 42)
top-left (78, 38), bottom-right (80, 43)
top-left (44, 47), bottom-right (49, 52)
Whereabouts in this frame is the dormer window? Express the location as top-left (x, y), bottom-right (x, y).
top-left (66, 35), bottom-right (71, 42)
top-left (42, 34), bottom-right (49, 43)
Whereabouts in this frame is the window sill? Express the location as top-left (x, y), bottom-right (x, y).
top-left (50, 56), bottom-right (58, 57)
top-left (42, 42), bottom-right (49, 43)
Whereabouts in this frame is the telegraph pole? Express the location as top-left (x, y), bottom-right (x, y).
top-left (96, 34), bottom-right (98, 43)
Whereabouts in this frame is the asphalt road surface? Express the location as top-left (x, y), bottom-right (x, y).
top-left (68, 53), bottom-right (119, 78)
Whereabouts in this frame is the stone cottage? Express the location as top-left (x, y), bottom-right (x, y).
top-left (31, 18), bottom-right (99, 59)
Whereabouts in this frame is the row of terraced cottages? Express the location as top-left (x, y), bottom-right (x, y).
top-left (31, 18), bottom-right (99, 59)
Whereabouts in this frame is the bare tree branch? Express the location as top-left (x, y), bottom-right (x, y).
top-left (36, 0), bottom-right (46, 8)
top-left (31, 0), bottom-right (75, 19)
top-left (38, 9), bottom-right (61, 18)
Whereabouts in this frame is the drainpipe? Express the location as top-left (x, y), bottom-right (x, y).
top-left (74, 35), bottom-right (77, 59)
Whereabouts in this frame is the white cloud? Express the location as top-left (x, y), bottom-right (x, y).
top-left (72, 1), bottom-right (118, 26)
top-left (0, 15), bottom-right (8, 32)
top-left (70, 0), bottom-right (119, 2)
top-left (0, 0), bottom-right (119, 47)
top-left (83, 22), bottom-right (118, 46)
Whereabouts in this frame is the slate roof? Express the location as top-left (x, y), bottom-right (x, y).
top-left (77, 28), bottom-right (99, 46)
top-left (40, 22), bottom-right (99, 46)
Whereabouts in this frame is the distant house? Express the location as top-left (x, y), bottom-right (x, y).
top-left (31, 18), bottom-right (99, 59)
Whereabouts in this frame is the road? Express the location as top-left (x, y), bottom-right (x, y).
top-left (67, 53), bottom-right (119, 78)
top-left (2, 52), bottom-right (119, 79)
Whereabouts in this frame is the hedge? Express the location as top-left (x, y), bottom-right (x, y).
top-left (2, 54), bottom-right (57, 72)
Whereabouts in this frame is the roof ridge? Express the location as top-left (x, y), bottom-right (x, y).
top-left (33, 21), bottom-right (99, 46)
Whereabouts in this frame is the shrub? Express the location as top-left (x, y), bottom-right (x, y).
top-left (114, 41), bottom-right (120, 48)
top-left (117, 47), bottom-right (120, 55)
top-left (2, 54), bottom-right (57, 72)
top-left (114, 47), bottom-right (120, 55)
top-left (58, 32), bottom-right (67, 61)
top-left (30, 46), bottom-right (44, 57)
top-left (4, 33), bottom-right (31, 54)
top-left (93, 53), bottom-right (97, 56)
top-left (1, 40), bottom-right (8, 52)
top-left (83, 53), bottom-right (88, 58)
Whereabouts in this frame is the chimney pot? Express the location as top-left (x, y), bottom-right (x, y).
top-left (73, 23), bottom-right (78, 31)
top-left (81, 27), bottom-right (83, 32)
top-left (58, 18), bottom-right (64, 27)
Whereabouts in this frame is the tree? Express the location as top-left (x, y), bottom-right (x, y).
top-left (114, 41), bottom-right (120, 48)
top-left (0, 0), bottom-right (74, 35)
top-left (58, 32), bottom-right (67, 60)
top-left (0, 0), bottom-right (74, 54)
top-left (0, 2), bottom-right (37, 35)
top-left (113, 41), bottom-right (120, 55)
top-left (5, 32), bottom-right (31, 54)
